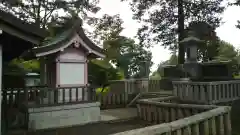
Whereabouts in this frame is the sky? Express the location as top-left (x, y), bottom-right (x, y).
top-left (95, 0), bottom-right (240, 71)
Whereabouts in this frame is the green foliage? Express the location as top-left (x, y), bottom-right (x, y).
top-left (3, 58), bottom-right (40, 75)
top-left (92, 14), bottom-right (123, 44)
top-left (96, 87), bottom-right (110, 93)
top-left (123, 0), bottom-right (225, 49)
top-left (216, 41), bottom-right (238, 60)
top-left (214, 40), bottom-right (240, 75)
top-left (20, 59), bottom-right (40, 73)
top-left (88, 59), bottom-right (123, 88)
top-left (150, 71), bottom-right (161, 79)
top-left (92, 14), bottom-right (153, 78)
top-left (233, 0), bottom-right (240, 30)
top-left (122, 0), bottom-right (225, 64)
top-left (104, 36), bottom-right (152, 78)
top-left (0, 0), bottom-right (100, 28)
top-left (156, 54), bottom-right (178, 77)
top-left (234, 75), bottom-right (240, 79)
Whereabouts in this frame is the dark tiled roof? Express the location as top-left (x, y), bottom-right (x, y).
top-left (77, 26), bottom-right (104, 54)
top-left (33, 18), bottom-right (104, 56)
top-left (0, 10), bottom-right (48, 61)
top-left (42, 29), bottom-right (73, 47)
top-left (0, 10), bottom-right (47, 38)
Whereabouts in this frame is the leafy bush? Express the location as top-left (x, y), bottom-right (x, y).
top-left (96, 87), bottom-right (110, 94)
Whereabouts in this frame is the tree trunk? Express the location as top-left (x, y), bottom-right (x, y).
top-left (178, 0), bottom-right (185, 64)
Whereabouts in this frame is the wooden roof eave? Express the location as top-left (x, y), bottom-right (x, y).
top-left (75, 34), bottom-right (105, 58)
top-left (0, 23), bottom-right (43, 45)
top-left (33, 33), bottom-right (105, 58)
top-left (0, 10), bottom-right (47, 38)
top-left (24, 18), bottom-right (105, 58)
top-left (34, 33), bottom-right (78, 57)
top-left (76, 27), bottom-right (105, 58)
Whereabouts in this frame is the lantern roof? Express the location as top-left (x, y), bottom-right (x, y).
top-left (180, 36), bottom-right (204, 45)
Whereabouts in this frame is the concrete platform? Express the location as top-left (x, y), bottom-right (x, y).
top-left (10, 118), bottom-right (153, 135)
top-left (28, 102), bottom-right (101, 130)
top-left (100, 108), bottom-right (138, 121)
top-left (8, 108), bottom-right (150, 135)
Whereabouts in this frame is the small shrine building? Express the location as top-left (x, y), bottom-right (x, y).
top-left (22, 18), bottom-right (105, 130)
top-left (27, 18), bottom-right (105, 103)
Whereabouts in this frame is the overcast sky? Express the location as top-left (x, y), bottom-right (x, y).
top-left (95, 0), bottom-right (240, 71)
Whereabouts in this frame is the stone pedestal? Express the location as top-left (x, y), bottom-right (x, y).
top-left (183, 62), bottom-right (202, 79)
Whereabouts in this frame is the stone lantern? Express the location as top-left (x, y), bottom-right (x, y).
top-left (180, 31), bottom-right (204, 63)
top-left (180, 31), bottom-right (204, 79)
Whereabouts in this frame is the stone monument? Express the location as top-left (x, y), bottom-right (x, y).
top-left (163, 21), bottom-right (239, 134)
top-left (162, 21), bottom-right (233, 82)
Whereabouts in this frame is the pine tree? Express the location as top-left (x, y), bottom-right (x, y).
top-left (122, 0), bottom-right (225, 64)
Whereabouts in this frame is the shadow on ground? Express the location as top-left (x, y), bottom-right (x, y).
top-left (231, 99), bottom-right (240, 135)
top-left (9, 118), bottom-right (154, 135)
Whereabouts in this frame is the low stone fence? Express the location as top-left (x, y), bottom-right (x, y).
top-left (2, 86), bottom-right (94, 107)
top-left (108, 79), bottom-right (164, 94)
top-left (95, 79), bottom-right (165, 109)
top-left (136, 96), bottom-right (215, 123)
top-left (2, 78), bottom-right (165, 111)
top-left (112, 96), bottom-right (232, 135)
top-left (94, 91), bottom-right (172, 109)
top-left (2, 86), bottom-right (97, 130)
top-left (94, 92), bottom-right (136, 109)
top-left (172, 80), bottom-right (240, 104)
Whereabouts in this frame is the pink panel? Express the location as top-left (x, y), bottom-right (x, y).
top-left (57, 48), bottom-right (86, 61)
top-left (55, 47), bottom-right (88, 87)
top-left (85, 62), bottom-right (88, 85)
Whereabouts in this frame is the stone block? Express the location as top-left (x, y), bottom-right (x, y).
top-left (163, 65), bottom-right (185, 78)
top-left (28, 102), bottom-right (101, 130)
top-left (201, 62), bottom-right (232, 79)
top-left (231, 99), bottom-right (240, 133)
top-left (183, 62), bottom-right (202, 79)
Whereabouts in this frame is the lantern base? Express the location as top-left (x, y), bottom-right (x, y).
top-left (183, 62), bottom-right (202, 79)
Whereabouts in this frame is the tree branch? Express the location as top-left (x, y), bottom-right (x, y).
top-left (29, 0), bottom-right (36, 17)
top-left (35, 0), bottom-right (42, 27)
top-left (40, 0), bottom-right (57, 28)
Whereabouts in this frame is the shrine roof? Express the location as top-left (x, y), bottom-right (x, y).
top-left (0, 10), bottom-right (47, 61)
top-left (31, 19), bottom-right (105, 58)
top-left (0, 10), bottom-right (47, 44)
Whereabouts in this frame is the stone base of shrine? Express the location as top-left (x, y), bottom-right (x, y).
top-left (27, 102), bottom-right (101, 130)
